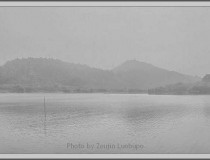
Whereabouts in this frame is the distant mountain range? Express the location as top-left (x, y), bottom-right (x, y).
top-left (0, 58), bottom-right (200, 93)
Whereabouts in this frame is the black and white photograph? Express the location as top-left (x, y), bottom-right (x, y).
top-left (0, 1), bottom-right (210, 158)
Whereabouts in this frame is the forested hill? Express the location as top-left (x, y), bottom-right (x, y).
top-left (148, 75), bottom-right (210, 95)
top-left (0, 58), bottom-right (200, 93)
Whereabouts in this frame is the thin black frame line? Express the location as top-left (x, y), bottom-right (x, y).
top-left (0, 5), bottom-right (210, 8)
top-left (0, 153), bottom-right (210, 155)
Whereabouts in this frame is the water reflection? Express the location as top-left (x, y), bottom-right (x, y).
top-left (1, 94), bottom-right (210, 153)
top-left (120, 103), bottom-right (188, 123)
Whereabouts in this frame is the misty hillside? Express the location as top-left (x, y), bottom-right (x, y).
top-left (113, 60), bottom-right (200, 89)
top-left (148, 74), bottom-right (210, 95)
top-left (202, 74), bottom-right (210, 82)
top-left (0, 58), bottom-right (123, 91)
top-left (0, 58), bottom-right (200, 93)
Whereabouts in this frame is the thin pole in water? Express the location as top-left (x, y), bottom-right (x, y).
top-left (43, 96), bottom-right (47, 135)
top-left (44, 96), bottom-right (46, 121)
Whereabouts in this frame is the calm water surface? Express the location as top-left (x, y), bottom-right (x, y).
top-left (0, 93), bottom-right (210, 153)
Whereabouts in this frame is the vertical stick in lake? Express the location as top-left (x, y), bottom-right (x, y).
top-left (44, 96), bottom-right (47, 121)
top-left (43, 96), bottom-right (47, 135)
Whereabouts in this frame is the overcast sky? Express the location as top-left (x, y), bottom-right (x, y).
top-left (0, 7), bottom-right (210, 76)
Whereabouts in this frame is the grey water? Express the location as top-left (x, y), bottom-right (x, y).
top-left (0, 93), bottom-right (210, 154)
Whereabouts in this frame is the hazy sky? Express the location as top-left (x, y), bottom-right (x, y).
top-left (0, 7), bottom-right (210, 76)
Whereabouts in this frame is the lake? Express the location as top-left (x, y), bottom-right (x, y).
top-left (0, 93), bottom-right (210, 153)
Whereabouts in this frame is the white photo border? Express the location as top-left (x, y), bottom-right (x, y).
top-left (0, 1), bottom-right (210, 159)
